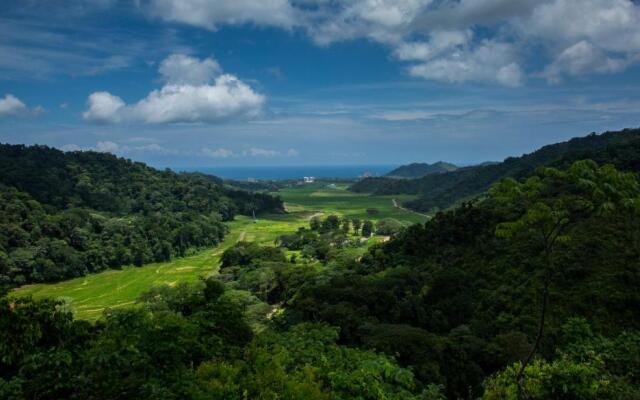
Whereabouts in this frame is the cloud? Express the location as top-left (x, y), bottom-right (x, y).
top-left (372, 110), bottom-right (438, 121)
top-left (95, 141), bottom-right (120, 153)
top-left (60, 144), bottom-right (83, 152)
top-left (0, 94), bottom-right (27, 117)
top-left (135, 0), bottom-right (640, 86)
top-left (243, 147), bottom-right (299, 157)
top-left (202, 147), bottom-right (234, 158)
top-left (542, 41), bottom-right (629, 83)
top-left (59, 141), bottom-right (180, 156)
top-left (4, 0), bottom-right (638, 90)
top-left (523, 0), bottom-right (640, 52)
top-left (140, 0), bottom-right (296, 30)
top-left (83, 92), bottom-right (126, 123)
top-left (395, 30), bottom-right (471, 61)
top-left (521, 0), bottom-right (640, 79)
top-left (159, 54), bottom-right (221, 85)
top-left (301, 0), bottom-right (432, 46)
top-left (133, 143), bottom-right (180, 155)
top-left (412, 0), bottom-right (540, 30)
top-left (0, 16), bottom-right (176, 79)
top-left (83, 54), bottom-right (264, 124)
top-left (407, 40), bottom-right (523, 87)
top-left (32, 105), bottom-right (46, 116)
top-left (246, 147), bottom-right (278, 157)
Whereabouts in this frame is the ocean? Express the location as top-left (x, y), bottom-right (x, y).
top-left (180, 165), bottom-right (397, 181)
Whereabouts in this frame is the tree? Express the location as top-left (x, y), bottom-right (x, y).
top-left (361, 220), bottom-right (374, 237)
top-left (341, 218), bottom-right (351, 234)
top-left (483, 319), bottom-right (640, 399)
top-left (310, 216), bottom-right (321, 231)
top-left (321, 215), bottom-right (341, 233)
top-left (490, 161), bottom-right (640, 399)
top-left (352, 218), bottom-right (362, 235)
top-left (375, 218), bottom-right (403, 235)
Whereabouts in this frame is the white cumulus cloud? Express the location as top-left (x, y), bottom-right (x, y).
top-left (133, 0), bottom-right (640, 85)
top-left (83, 54), bottom-right (264, 124)
top-left (407, 40), bottom-right (523, 87)
top-left (0, 94), bottom-right (27, 117)
top-left (83, 92), bottom-right (126, 123)
top-left (542, 41), bottom-right (629, 83)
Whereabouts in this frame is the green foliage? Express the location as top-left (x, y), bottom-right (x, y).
top-left (220, 241), bottom-right (287, 269)
top-left (286, 161), bottom-right (640, 397)
top-left (191, 323), bottom-right (438, 400)
top-left (483, 321), bottom-right (640, 399)
top-left (1, 280), bottom-right (254, 399)
top-left (0, 144), bottom-right (283, 289)
top-left (1, 283), bottom-right (432, 399)
top-left (375, 218), bottom-right (404, 235)
top-left (4, 148), bottom-right (640, 399)
top-left (366, 207), bottom-right (380, 215)
top-left (352, 218), bottom-right (362, 235)
top-left (361, 220), bottom-right (374, 237)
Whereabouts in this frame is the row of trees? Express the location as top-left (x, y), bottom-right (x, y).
top-left (309, 215), bottom-right (376, 237)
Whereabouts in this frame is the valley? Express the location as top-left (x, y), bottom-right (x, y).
top-left (13, 182), bottom-right (426, 319)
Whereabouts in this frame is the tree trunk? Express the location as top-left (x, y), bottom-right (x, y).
top-left (516, 280), bottom-right (549, 400)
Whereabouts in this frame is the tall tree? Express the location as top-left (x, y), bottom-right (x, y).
top-left (361, 220), bottom-right (374, 237)
top-left (352, 218), bottom-right (362, 235)
top-left (491, 161), bottom-right (640, 399)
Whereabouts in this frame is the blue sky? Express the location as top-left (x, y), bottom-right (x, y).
top-left (1, 0), bottom-right (640, 167)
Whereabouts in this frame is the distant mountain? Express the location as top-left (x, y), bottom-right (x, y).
top-left (351, 128), bottom-right (640, 212)
top-left (385, 161), bottom-right (457, 179)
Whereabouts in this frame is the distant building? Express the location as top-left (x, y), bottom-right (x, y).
top-left (303, 176), bottom-right (315, 183)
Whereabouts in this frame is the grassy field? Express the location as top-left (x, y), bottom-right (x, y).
top-left (13, 182), bottom-right (427, 319)
top-left (276, 182), bottom-right (427, 225)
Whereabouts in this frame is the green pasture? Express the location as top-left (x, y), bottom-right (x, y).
top-left (12, 182), bottom-right (427, 319)
top-left (275, 182), bottom-right (428, 225)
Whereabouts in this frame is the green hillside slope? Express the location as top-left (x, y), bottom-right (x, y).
top-left (351, 128), bottom-right (640, 212)
top-left (0, 144), bottom-right (283, 291)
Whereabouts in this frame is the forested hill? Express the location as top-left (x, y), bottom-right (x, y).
top-left (351, 128), bottom-right (640, 212)
top-left (0, 144), bottom-right (283, 290)
top-left (287, 161), bottom-right (640, 398)
top-left (0, 144), bottom-right (282, 218)
top-left (385, 161), bottom-right (457, 179)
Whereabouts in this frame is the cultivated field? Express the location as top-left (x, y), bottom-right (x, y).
top-left (13, 182), bottom-right (427, 319)
top-left (276, 182), bottom-right (427, 224)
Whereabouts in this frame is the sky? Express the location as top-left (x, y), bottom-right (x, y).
top-left (1, 0), bottom-right (640, 168)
